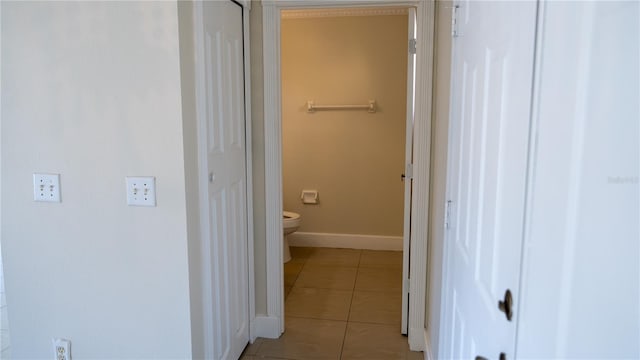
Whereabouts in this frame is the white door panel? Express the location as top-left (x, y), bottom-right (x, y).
top-left (517, 2), bottom-right (639, 358)
top-left (444, 1), bottom-right (537, 359)
top-left (200, 1), bottom-right (249, 359)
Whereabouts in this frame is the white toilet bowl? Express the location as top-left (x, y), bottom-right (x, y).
top-left (283, 211), bottom-right (301, 263)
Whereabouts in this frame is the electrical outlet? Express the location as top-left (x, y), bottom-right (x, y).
top-left (33, 173), bottom-right (61, 202)
top-left (126, 176), bottom-right (156, 206)
top-left (52, 338), bottom-right (71, 360)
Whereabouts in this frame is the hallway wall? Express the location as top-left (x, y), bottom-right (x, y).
top-left (1, 2), bottom-right (192, 357)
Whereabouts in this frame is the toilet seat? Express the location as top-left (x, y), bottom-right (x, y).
top-left (283, 211), bottom-right (301, 226)
top-left (282, 211), bottom-right (301, 263)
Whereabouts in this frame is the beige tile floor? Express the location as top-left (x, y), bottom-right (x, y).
top-left (241, 247), bottom-right (423, 360)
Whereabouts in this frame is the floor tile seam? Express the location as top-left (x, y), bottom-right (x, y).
top-left (293, 257), bottom-right (309, 286)
top-left (303, 263), bottom-right (360, 269)
top-left (357, 264), bottom-right (404, 270)
top-left (283, 313), bottom-right (350, 322)
top-left (353, 250), bottom-right (361, 291)
top-left (285, 260), bottom-right (306, 290)
top-left (351, 288), bottom-right (402, 294)
top-left (352, 286), bottom-right (402, 293)
top-left (339, 294), bottom-right (355, 360)
top-left (356, 268), bottom-right (404, 274)
top-left (285, 315), bottom-right (348, 324)
top-left (287, 258), bottom-right (308, 264)
top-left (288, 285), bottom-right (354, 293)
top-left (291, 285), bottom-right (356, 291)
top-left (340, 259), bottom-right (361, 360)
top-left (289, 271), bottom-right (302, 287)
top-left (345, 319), bottom-right (401, 327)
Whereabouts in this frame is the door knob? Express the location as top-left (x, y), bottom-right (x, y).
top-left (498, 289), bottom-right (513, 321)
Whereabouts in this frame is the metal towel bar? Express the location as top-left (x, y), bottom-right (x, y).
top-left (306, 100), bottom-right (376, 113)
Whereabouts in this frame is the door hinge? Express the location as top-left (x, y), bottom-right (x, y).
top-left (404, 278), bottom-right (410, 293)
top-left (445, 200), bottom-right (452, 229)
top-left (409, 38), bottom-right (417, 54)
top-left (451, 5), bottom-right (460, 38)
top-left (405, 163), bottom-right (414, 179)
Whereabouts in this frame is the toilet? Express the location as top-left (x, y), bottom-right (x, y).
top-left (283, 211), bottom-right (301, 263)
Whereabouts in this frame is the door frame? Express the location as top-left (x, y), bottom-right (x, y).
top-left (260, 0), bottom-right (435, 351)
top-left (192, 0), bottom-right (256, 354)
top-left (402, 6), bottom-right (417, 335)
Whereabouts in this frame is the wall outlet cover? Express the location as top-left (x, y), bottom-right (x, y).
top-left (126, 176), bottom-right (156, 207)
top-left (52, 338), bottom-right (71, 360)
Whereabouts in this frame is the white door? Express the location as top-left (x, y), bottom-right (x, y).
top-left (199, 1), bottom-right (249, 359)
top-left (401, 6), bottom-right (417, 336)
top-left (442, 1), bottom-right (537, 359)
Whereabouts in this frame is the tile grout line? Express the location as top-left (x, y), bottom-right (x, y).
top-left (286, 255), bottom-right (304, 303)
top-left (285, 249), bottom-right (310, 299)
top-left (338, 249), bottom-right (362, 359)
top-left (291, 255), bottom-right (307, 291)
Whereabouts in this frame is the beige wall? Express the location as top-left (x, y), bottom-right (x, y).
top-left (426, 1), bottom-right (452, 356)
top-left (281, 14), bottom-right (408, 236)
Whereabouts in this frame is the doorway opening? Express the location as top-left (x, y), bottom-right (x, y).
top-left (279, 3), bottom-right (413, 328)
top-left (277, 7), bottom-right (414, 356)
top-left (259, 0), bottom-right (434, 351)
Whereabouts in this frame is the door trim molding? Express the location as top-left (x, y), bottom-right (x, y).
top-left (262, 0), bottom-right (285, 335)
top-left (239, 0), bottom-right (257, 345)
top-left (261, 0), bottom-right (435, 350)
top-left (407, 1), bottom-right (435, 350)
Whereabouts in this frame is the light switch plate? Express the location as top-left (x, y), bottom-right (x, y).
top-left (126, 176), bottom-right (156, 206)
top-left (33, 173), bottom-right (61, 202)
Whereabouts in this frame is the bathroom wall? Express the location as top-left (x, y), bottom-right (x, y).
top-left (281, 12), bottom-right (408, 237)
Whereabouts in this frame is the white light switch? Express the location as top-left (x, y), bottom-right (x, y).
top-left (33, 173), bottom-right (61, 202)
top-left (126, 176), bottom-right (156, 207)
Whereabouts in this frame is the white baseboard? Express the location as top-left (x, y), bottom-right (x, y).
top-left (409, 326), bottom-right (426, 352)
top-left (424, 328), bottom-right (434, 360)
top-left (288, 232), bottom-right (403, 251)
top-left (252, 315), bottom-right (281, 340)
